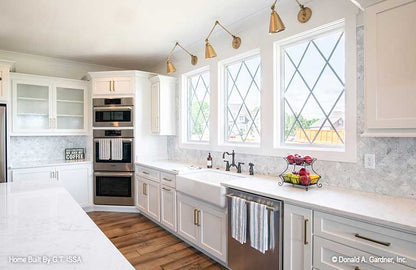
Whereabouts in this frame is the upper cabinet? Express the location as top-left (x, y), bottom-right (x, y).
top-left (0, 61), bottom-right (14, 102)
top-left (88, 71), bottom-right (151, 97)
top-left (364, 0), bottom-right (416, 136)
top-left (11, 73), bottom-right (89, 136)
top-left (150, 75), bottom-right (176, 135)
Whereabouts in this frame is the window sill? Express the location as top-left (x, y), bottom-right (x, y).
top-left (271, 145), bottom-right (356, 163)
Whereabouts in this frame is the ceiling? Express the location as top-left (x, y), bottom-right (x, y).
top-left (0, 0), bottom-right (276, 70)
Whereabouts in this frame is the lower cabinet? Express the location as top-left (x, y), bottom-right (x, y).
top-left (283, 203), bottom-right (313, 270)
top-left (177, 192), bottom-right (227, 263)
top-left (161, 185), bottom-right (177, 231)
top-left (11, 163), bottom-right (92, 207)
top-left (136, 176), bottom-right (160, 222)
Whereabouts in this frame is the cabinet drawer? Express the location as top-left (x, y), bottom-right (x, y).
top-left (136, 166), bottom-right (160, 182)
top-left (314, 236), bottom-right (413, 270)
top-left (314, 211), bottom-right (416, 268)
top-left (160, 172), bottom-right (175, 188)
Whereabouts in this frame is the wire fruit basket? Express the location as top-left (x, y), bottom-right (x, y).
top-left (278, 155), bottom-right (322, 191)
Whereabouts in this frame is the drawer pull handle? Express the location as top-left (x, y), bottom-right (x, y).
top-left (162, 187), bottom-right (171, 191)
top-left (354, 267), bottom-right (360, 270)
top-left (304, 219), bottom-right (309, 245)
top-left (162, 177), bottom-right (172, 181)
top-left (354, 233), bottom-right (391, 247)
top-left (193, 209), bottom-right (198, 225)
top-left (142, 171), bottom-right (149, 175)
top-left (196, 210), bottom-right (201, 227)
top-left (143, 183), bottom-right (147, 195)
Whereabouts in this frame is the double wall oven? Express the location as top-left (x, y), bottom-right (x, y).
top-left (93, 98), bottom-right (135, 206)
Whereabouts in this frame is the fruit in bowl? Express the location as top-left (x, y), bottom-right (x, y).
top-left (294, 154), bottom-right (304, 165)
top-left (304, 155), bottom-right (313, 164)
top-left (299, 168), bottom-right (310, 176)
top-left (299, 175), bottom-right (311, 186)
top-left (310, 174), bottom-right (320, 184)
top-left (286, 155), bottom-right (295, 164)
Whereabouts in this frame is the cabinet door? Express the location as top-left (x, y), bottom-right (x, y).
top-left (12, 167), bottom-right (54, 182)
top-left (56, 165), bottom-right (89, 207)
top-left (199, 204), bottom-right (227, 262)
top-left (113, 77), bottom-right (134, 95)
top-left (55, 84), bottom-right (88, 133)
top-left (365, 0), bottom-right (416, 129)
top-left (146, 179), bottom-right (160, 222)
top-left (0, 70), bottom-right (4, 100)
top-left (136, 177), bottom-right (148, 212)
top-left (177, 193), bottom-right (199, 245)
top-left (92, 78), bottom-right (112, 95)
top-left (283, 203), bottom-right (313, 270)
top-left (151, 82), bottom-right (160, 133)
top-left (161, 185), bottom-right (176, 231)
top-left (13, 80), bottom-right (53, 133)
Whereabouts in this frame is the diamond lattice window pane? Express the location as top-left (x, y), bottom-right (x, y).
top-left (187, 70), bottom-right (210, 142)
top-left (282, 30), bottom-right (345, 146)
top-left (225, 54), bottom-right (261, 143)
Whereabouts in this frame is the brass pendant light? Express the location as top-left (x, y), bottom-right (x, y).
top-left (269, 0), bottom-right (285, 34)
top-left (166, 42), bottom-right (198, 74)
top-left (296, 0), bottom-right (312, 23)
top-left (205, 20), bottom-right (241, 59)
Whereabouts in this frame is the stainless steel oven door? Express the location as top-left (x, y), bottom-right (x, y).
top-left (93, 106), bottom-right (134, 127)
top-left (94, 171), bottom-right (134, 206)
top-left (93, 138), bottom-right (134, 171)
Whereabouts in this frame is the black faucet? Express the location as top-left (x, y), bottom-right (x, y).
top-left (249, 163), bottom-right (254, 175)
top-left (237, 162), bottom-right (245, 173)
top-left (223, 150), bottom-right (238, 172)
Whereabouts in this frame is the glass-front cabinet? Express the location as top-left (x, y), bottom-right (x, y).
top-left (11, 73), bottom-right (89, 135)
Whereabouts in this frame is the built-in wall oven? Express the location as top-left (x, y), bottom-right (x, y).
top-left (93, 129), bottom-right (135, 206)
top-left (93, 97), bottom-right (134, 127)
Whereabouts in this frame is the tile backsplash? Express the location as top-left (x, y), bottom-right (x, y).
top-left (10, 136), bottom-right (89, 164)
top-left (167, 26), bottom-right (416, 199)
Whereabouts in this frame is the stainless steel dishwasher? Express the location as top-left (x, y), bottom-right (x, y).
top-left (227, 188), bottom-right (282, 270)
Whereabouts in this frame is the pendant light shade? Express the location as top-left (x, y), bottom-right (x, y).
top-left (205, 41), bottom-right (217, 59)
top-left (166, 59), bottom-right (176, 74)
top-left (269, 2), bottom-right (285, 34)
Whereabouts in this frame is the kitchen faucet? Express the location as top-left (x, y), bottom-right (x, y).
top-left (223, 150), bottom-right (244, 173)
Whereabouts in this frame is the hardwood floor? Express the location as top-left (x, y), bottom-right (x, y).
top-left (88, 211), bottom-right (227, 270)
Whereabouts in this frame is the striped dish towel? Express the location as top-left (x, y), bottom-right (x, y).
top-left (98, 139), bottom-right (111, 160)
top-left (231, 196), bottom-right (247, 244)
top-left (111, 139), bottom-right (123, 160)
top-left (249, 201), bottom-right (269, 254)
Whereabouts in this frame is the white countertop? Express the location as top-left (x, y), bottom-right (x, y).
top-left (138, 159), bottom-right (416, 233)
top-left (10, 159), bottom-right (92, 169)
top-left (0, 180), bottom-right (134, 270)
top-left (136, 159), bottom-right (204, 174)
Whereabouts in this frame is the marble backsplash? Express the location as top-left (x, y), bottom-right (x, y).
top-left (167, 26), bottom-right (416, 199)
top-left (9, 136), bottom-right (89, 164)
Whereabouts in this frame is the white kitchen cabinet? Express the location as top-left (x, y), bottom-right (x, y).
top-left (283, 203), bottom-right (313, 270)
top-left (11, 164), bottom-right (91, 207)
top-left (136, 176), bottom-right (161, 222)
top-left (12, 166), bottom-right (55, 182)
top-left (177, 192), bottom-right (227, 262)
top-left (364, 0), bottom-right (416, 136)
top-left (56, 165), bottom-right (90, 207)
top-left (136, 178), bottom-right (148, 212)
top-left (150, 75), bottom-right (176, 135)
top-left (161, 185), bottom-right (176, 231)
top-left (11, 73), bottom-right (89, 136)
top-left (0, 61), bottom-right (13, 101)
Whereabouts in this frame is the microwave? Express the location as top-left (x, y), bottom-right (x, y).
top-left (93, 97), bottom-right (134, 127)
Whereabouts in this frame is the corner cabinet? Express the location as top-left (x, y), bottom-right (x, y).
top-left (150, 75), bottom-right (176, 135)
top-left (364, 0), bottom-right (416, 136)
top-left (283, 203), bottom-right (313, 270)
top-left (11, 73), bottom-right (89, 136)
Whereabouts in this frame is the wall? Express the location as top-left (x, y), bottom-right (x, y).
top-left (150, 1), bottom-right (416, 199)
top-left (2, 49), bottom-right (122, 164)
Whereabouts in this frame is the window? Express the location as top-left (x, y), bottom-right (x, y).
top-left (224, 53), bottom-right (261, 144)
top-left (186, 69), bottom-right (210, 142)
top-left (280, 28), bottom-right (345, 148)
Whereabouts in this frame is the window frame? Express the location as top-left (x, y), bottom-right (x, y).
top-left (274, 19), bottom-right (357, 162)
top-left (180, 66), bottom-right (211, 148)
top-left (218, 49), bottom-right (262, 147)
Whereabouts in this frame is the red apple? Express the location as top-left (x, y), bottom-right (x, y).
top-left (287, 155), bottom-right (295, 164)
top-left (299, 175), bottom-right (311, 186)
top-left (299, 168), bottom-right (307, 176)
top-left (295, 155), bottom-right (304, 165)
top-left (304, 155), bottom-right (313, 164)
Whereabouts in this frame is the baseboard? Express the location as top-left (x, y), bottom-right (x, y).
top-left (87, 204), bottom-right (140, 213)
